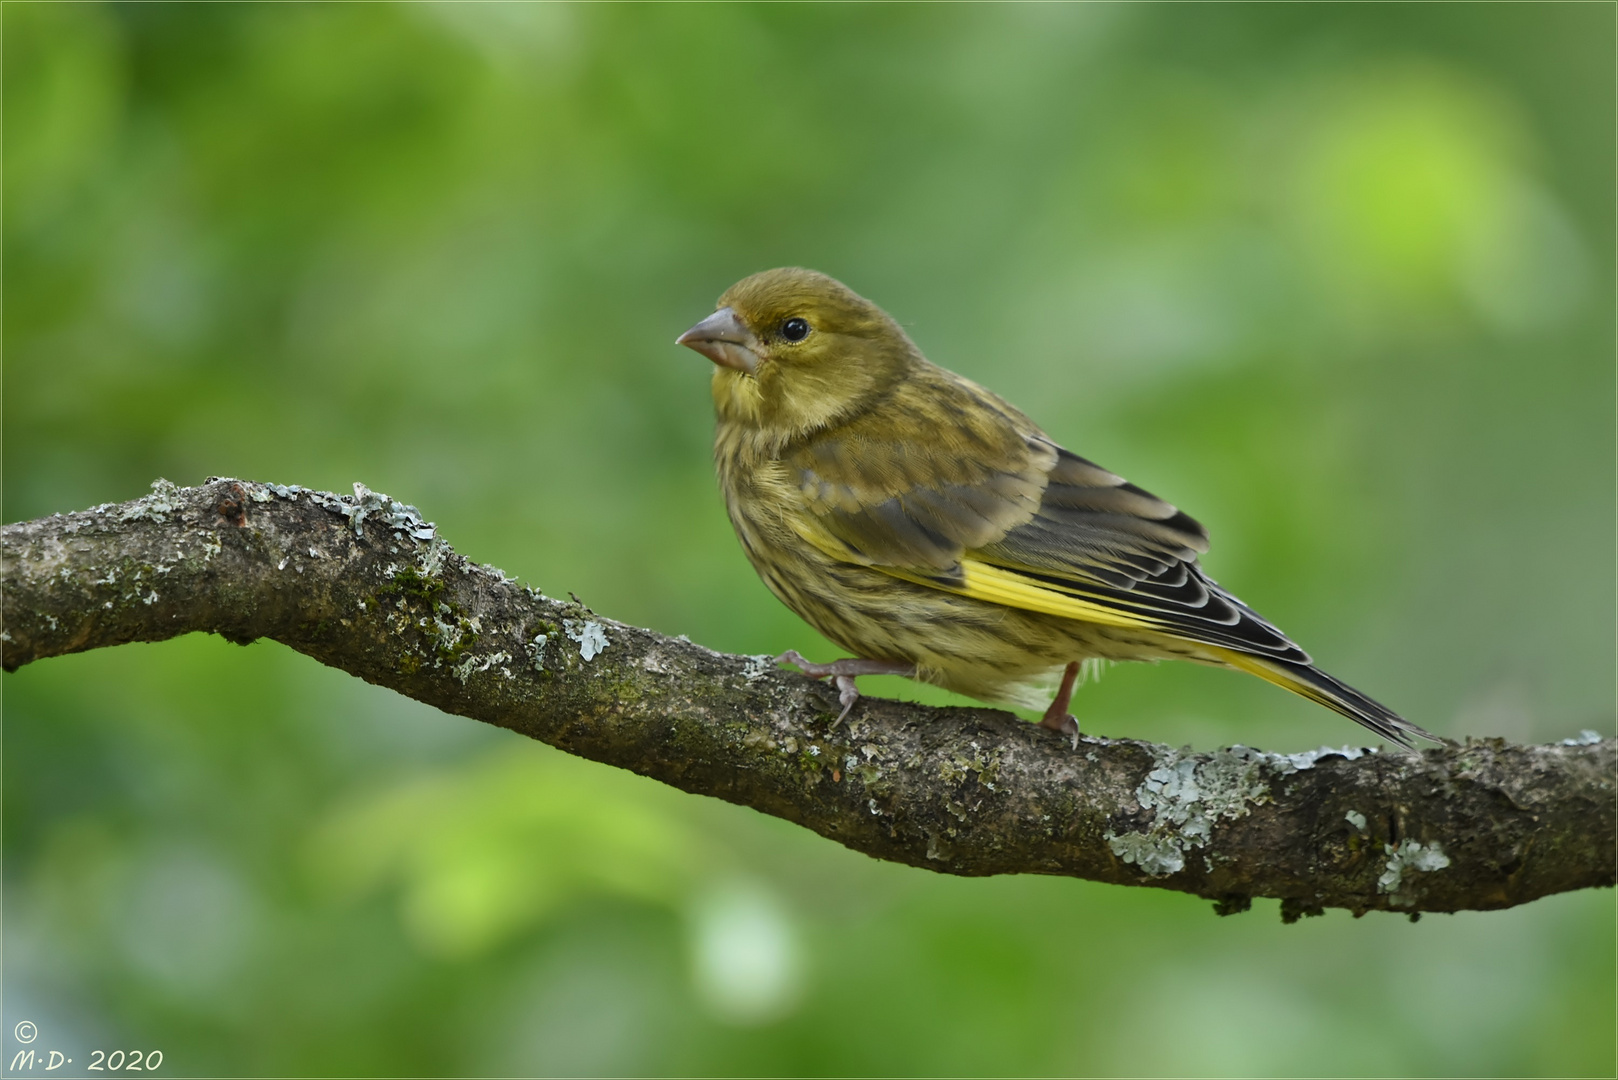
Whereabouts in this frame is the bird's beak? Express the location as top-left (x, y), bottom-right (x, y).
top-left (676, 307), bottom-right (761, 374)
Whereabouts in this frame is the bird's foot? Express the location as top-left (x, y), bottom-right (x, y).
top-left (776, 651), bottom-right (915, 725)
top-left (1038, 660), bottom-right (1083, 749)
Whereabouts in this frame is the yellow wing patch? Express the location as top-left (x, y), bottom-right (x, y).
top-left (883, 558), bottom-right (1165, 631)
top-left (792, 505), bottom-right (1167, 632)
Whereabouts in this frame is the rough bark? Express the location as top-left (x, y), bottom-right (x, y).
top-left (3, 479), bottom-right (1612, 920)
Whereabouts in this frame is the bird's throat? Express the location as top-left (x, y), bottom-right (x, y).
top-left (711, 367), bottom-right (765, 426)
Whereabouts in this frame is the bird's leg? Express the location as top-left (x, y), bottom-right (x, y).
top-left (1039, 661), bottom-right (1082, 748)
top-left (776, 651), bottom-right (916, 725)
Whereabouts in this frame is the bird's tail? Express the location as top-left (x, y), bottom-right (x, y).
top-left (1208, 647), bottom-right (1439, 750)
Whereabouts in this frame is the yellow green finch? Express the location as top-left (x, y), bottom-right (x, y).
top-left (677, 268), bottom-right (1435, 749)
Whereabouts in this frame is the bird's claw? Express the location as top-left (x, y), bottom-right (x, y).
top-left (777, 650), bottom-right (855, 724)
top-left (776, 650), bottom-right (824, 677)
top-left (775, 652), bottom-right (914, 726)
top-left (1039, 661), bottom-right (1083, 749)
top-left (1040, 712), bottom-right (1080, 750)
top-left (833, 675), bottom-right (859, 726)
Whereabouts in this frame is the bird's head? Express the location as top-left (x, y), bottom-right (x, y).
top-left (677, 268), bottom-right (917, 438)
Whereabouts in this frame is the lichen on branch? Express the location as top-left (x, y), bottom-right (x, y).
top-left (3, 479), bottom-right (1613, 919)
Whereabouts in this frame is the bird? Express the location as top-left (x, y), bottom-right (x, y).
top-left (676, 267), bottom-right (1437, 749)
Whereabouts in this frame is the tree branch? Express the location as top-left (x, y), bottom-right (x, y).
top-left (3, 479), bottom-right (1612, 920)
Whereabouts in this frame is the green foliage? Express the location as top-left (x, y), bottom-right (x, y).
top-left (4, 4), bottom-right (1612, 1075)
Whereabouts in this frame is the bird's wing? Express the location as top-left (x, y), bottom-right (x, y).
top-left (784, 382), bottom-right (1308, 661)
top-left (780, 373), bottom-right (1437, 746)
top-left (969, 443), bottom-right (1311, 661)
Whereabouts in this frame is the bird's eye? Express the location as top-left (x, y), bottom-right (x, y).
top-left (781, 317), bottom-right (811, 342)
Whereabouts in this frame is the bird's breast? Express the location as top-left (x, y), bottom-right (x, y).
top-left (715, 426), bottom-right (802, 554)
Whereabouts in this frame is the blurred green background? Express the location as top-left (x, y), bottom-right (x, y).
top-left (5, 3), bottom-right (1613, 1076)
